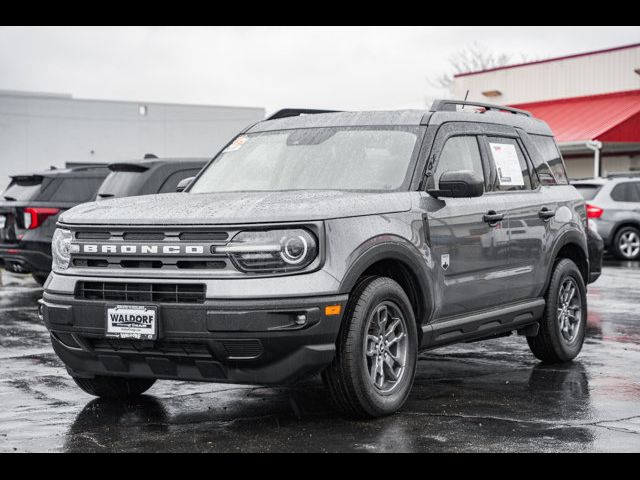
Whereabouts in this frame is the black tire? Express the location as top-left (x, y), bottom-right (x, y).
top-left (32, 273), bottom-right (48, 286)
top-left (72, 375), bottom-right (156, 399)
top-left (322, 276), bottom-right (418, 418)
top-left (612, 225), bottom-right (640, 260)
top-left (527, 259), bottom-right (587, 363)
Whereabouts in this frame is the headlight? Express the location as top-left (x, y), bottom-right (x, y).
top-left (52, 229), bottom-right (76, 272)
top-left (217, 229), bottom-right (318, 273)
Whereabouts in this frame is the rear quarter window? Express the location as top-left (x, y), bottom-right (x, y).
top-left (611, 182), bottom-right (640, 202)
top-left (48, 177), bottom-right (105, 202)
top-left (530, 135), bottom-right (569, 185)
top-left (573, 184), bottom-right (602, 201)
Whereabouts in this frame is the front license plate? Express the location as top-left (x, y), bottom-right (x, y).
top-left (106, 305), bottom-right (157, 340)
top-left (0, 215), bottom-right (6, 229)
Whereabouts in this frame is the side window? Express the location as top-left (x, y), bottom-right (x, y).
top-left (530, 135), bottom-right (569, 185)
top-left (158, 169), bottom-right (202, 194)
top-left (433, 136), bottom-right (484, 189)
top-left (48, 177), bottom-right (105, 202)
top-left (487, 137), bottom-right (532, 192)
top-left (611, 182), bottom-right (640, 202)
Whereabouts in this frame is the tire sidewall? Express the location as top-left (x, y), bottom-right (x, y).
top-left (545, 259), bottom-right (587, 361)
top-left (614, 226), bottom-right (640, 260)
top-left (348, 278), bottom-right (418, 416)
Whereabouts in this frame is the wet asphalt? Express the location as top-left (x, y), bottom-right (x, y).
top-left (1, 263), bottom-right (639, 453)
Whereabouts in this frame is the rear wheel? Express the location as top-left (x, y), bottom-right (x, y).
top-left (322, 276), bottom-right (418, 418)
top-left (612, 226), bottom-right (640, 260)
top-left (72, 375), bottom-right (156, 399)
top-left (527, 259), bottom-right (587, 363)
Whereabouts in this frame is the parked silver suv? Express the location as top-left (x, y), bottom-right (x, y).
top-left (573, 175), bottom-right (640, 260)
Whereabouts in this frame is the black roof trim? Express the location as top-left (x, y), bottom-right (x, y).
top-left (266, 108), bottom-right (341, 121)
top-left (430, 99), bottom-right (532, 117)
top-left (108, 163), bottom-right (151, 173)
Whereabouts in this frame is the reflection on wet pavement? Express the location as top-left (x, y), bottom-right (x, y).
top-left (1, 265), bottom-right (639, 452)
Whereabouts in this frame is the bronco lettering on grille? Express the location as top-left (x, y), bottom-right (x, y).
top-left (79, 244), bottom-right (206, 255)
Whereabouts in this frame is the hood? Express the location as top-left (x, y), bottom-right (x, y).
top-left (59, 190), bottom-right (413, 225)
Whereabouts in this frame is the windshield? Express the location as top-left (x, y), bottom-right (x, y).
top-left (189, 127), bottom-right (420, 193)
top-left (97, 171), bottom-right (146, 199)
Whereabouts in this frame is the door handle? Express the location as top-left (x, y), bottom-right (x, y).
top-left (538, 207), bottom-right (556, 220)
top-left (483, 211), bottom-right (504, 225)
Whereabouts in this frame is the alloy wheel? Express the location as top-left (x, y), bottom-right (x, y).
top-left (364, 301), bottom-right (408, 393)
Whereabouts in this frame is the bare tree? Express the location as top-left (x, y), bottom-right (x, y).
top-left (431, 42), bottom-right (524, 94)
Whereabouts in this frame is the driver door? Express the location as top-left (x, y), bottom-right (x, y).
top-left (422, 125), bottom-right (510, 319)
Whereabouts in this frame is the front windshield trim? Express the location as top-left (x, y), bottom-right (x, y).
top-left (188, 125), bottom-right (424, 194)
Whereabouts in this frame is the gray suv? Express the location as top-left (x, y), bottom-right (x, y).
top-left (41, 101), bottom-right (589, 418)
top-left (573, 176), bottom-right (640, 260)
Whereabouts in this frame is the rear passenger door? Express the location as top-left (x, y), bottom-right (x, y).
top-left (480, 133), bottom-right (552, 301)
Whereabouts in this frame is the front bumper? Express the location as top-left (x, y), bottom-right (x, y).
top-left (41, 289), bottom-right (347, 385)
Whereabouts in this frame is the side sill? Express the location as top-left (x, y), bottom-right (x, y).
top-left (420, 299), bottom-right (545, 349)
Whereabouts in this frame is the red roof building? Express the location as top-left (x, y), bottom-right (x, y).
top-left (453, 43), bottom-right (640, 178)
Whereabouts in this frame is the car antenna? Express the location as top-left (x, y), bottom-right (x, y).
top-left (464, 90), bottom-right (470, 102)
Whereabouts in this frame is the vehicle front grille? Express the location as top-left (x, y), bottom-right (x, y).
top-left (71, 228), bottom-right (233, 272)
top-left (221, 339), bottom-right (264, 359)
top-left (75, 281), bottom-right (206, 303)
top-left (87, 338), bottom-right (211, 357)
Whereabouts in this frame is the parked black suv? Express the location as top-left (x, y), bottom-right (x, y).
top-left (96, 158), bottom-right (207, 200)
top-left (0, 166), bottom-right (109, 285)
top-left (41, 101), bottom-right (589, 417)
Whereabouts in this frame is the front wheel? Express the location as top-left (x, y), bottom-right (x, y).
top-left (527, 259), bottom-right (587, 363)
top-left (72, 375), bottom-right (156, 399)
top-left (322, 276), bottom-right (418, 418)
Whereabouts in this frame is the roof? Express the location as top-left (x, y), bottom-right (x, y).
top-left (454, 42), bottom-right (640, 78)
top-left (11, 165), bottom-right (109, 179)
top-left (249, 106), bottom-right (552, 136)
top-left (249, 110), bottom-right (427, 132)
top-left (510, 90), bottom-right (640, 143)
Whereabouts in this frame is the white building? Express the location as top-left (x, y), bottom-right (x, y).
top-left (0, 90), bottom-right (265, 189)
top-left (453, 43), bottom-right (640, 179)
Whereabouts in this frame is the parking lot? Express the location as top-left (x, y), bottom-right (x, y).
top-left (0, 261), bottom-right (637, 453)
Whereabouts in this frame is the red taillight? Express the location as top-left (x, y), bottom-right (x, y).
top-left (23, 207), bottom-right (60, 229)
top-left (586, 204), bottom-right (603, 219)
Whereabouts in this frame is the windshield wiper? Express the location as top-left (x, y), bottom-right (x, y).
top-left (3, 196), bottom-right (17, 201)
top-left (97, 193), bottom-right (115, 199)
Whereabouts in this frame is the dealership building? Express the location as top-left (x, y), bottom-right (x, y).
top-left (454, 43), bottom-right (640, 179)
top-left (0, 90), bottom-right (265, 190)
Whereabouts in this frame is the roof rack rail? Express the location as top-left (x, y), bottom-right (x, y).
top-left (605, 171), bottom-right (640, 178)
top-left (430, 99), bottom-right (531, 117)
top-left (266, 108), bottom-right (341, 121)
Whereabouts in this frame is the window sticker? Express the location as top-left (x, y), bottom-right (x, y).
top-left (489, 143), bottom-right (524, 186)
top-left (223, 135), bottom-right (249, 153)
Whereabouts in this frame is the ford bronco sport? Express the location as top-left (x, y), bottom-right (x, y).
top-left (41, 101), bottom-right (589, 418)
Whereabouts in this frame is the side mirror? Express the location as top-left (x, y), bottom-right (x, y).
top-left (176, 177), bottom-right (195, 192)
top-left (428, 170), bottom-right (484, 198)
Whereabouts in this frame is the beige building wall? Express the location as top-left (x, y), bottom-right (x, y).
top-left (453, 44), bottom-right (640, 105)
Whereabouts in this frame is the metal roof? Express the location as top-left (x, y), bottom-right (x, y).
top-left (511, 90), bottom-right (640, 143)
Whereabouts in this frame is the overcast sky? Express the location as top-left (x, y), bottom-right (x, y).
top-left (1, 26), bottom-right (638, 114)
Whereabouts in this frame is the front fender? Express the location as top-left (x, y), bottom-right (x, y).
top-left (338, 235), bottom-right (435, 324)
